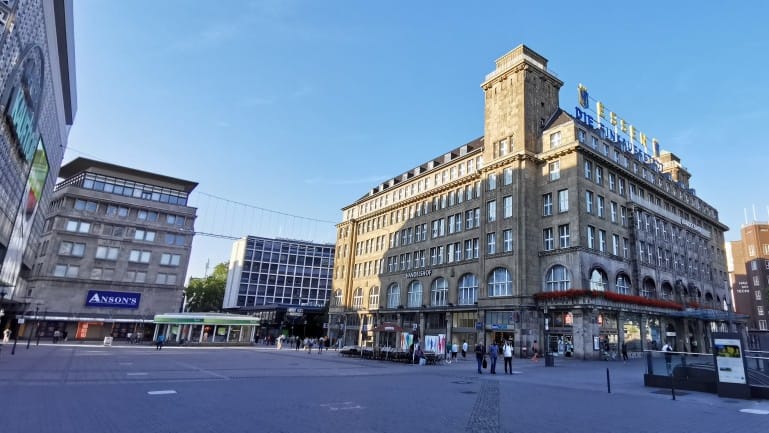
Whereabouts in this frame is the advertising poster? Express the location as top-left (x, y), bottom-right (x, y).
top-left (714, 338), bottom-right (747, 384)
top-left (399, 332), bottom-right (413, 351)
top-left (424, 335), bottom-right (438, 352)
top-left (437, 334), bottom-right (446, 355)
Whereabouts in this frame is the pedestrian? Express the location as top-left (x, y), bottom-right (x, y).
top-left (531, 340), bottom-right (539, 362)
top-left (662, 342), bottom-right (673, 374)
top-left (503, 340), bottom-right (514, 374)
top-left (156, 334), bottom-right (165, 350)
top-left (451, 342), bottom-right (458, 361)
top-left (474, 342), bottom-right (485, 374)
top-left (488, 341), bottom-right (499, 374)
top-left (295, 336), bottom-right (301, 350)
top-left (621, 342), bottom-right (628, 362)
top-left (53, 329), bottom-right (61, 344)
top-left (3, 328), bottom-right (11, 343)
top-left (318, 337), bottom-right (324, 354)
top-left (127, 332), bottom-right (133, 344)
top-left (462, 340), bottom-right (468, 359)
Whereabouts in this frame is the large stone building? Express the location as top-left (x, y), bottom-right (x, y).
top-left (330, 45), bottom-right (733, 359)
top-left (0, 0), bottom-right (77, 329)
top-left (25, 157), bottom-right (197, 341)
top-left (727, 222), bottom-right (769, 338)
top-left (223, 236), bottom-right (334, 340)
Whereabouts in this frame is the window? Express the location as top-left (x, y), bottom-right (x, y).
top-left (760, 320), bottom-right (768, 331)
top-left (549, 161), bottom-right (560, 181)
top-left (587, 226), bottom-right (595, 249)
top-left (95, 246), bottom-right (119, 260)
top-left (488, 267), bottom-right (512, 297)
top-left (387, 283), bottom-right (400, 308)
top-left (53, 264), bottom-right (79, 278)
top-left (431, 278), bottom-right (448, 306)
top-left (543, 228), bottom-right (554, 251)
top-left (503, 168), bottom-right (513, 185)
top-left (503, 229), bottom-right (513, 252)
top-left (58, 241), bottom-right (85, 257)
top-left (596, 196), bottom-right (605, 218)
top-left (756, 291), bottom-right (763, 301)
top-left (137, 210), bottom-right (159, 222)
top-left (558, 189), bottom-right (569, 212)
top-left (610, 202), bottom-right (618, 223)
top-left (608, 173), bottom-right (616, 191)
top-left (160, 253), bottom-right (181, 266)
top-left (585, 191), bottom-right (593, 213)
top-left (407, 281), bottom-right (423, 307)
top-left (599, 230), bottom-right (607, 252)
top-left (577, 129), bottom-right (586, 143)
top-left (618, 178), bottom-right (625, 196)
top-left (458, 273), bottom-right (478, 305)
top-left (352, 288), bottom-right (363, 308)
top-left (545, 265), bottom-right (570, 291)
top-left (165, 233), bottom-right (186, 246)
top-left (748, 245), bottom-right (756, 256)
top-left (123, 270), bottom-right (147, 283)
top-left (65, 220), bottom-right (91, 233)
top-left (503, 196), bottom-right (513, 218)
top-left (134, 229), bottom-right (156, 242)
top-left (584, 160), bottom-right (592, 179)
top-left (589, 269), bottom-right (607, 291)
top-left (543, 193), bottom-right (553, 216)
top-left (155, 273), bottom-right (178, 285)
top-left (488, 173), bottom-right (497, 190)
top-left (612, 234), bottom-right (620, 255)
top-left (549, 131), bottom-right (562, 149)
top-left (332, 290), bottom-right (342, 307)
top-left (595, 166), bottom-right (603, 185)
top-left (369, 287), bottom-right (380, 309)
top-left (129, 250), bottom-right (151, 263)
top-left (487, 232), bottom-right (496, 254)
top-left (487, 200), bottom-right (497, 222)
top-left (74, 199), bottom-right (98, 212)
top-left (758, 306), bottom-right (765, 316)
top-left (558, 224), bottom-right (570, 248)
top-left (616, 274), bottom-right (631, 294)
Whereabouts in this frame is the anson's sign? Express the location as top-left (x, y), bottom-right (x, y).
top-left (85, 290), bottom-right (141, 309)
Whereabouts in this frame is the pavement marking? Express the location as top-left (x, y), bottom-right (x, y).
top-left (119, 362), bottom-right (133, 365)
top-left (320, 402), bottom-right (364, 411)
top-left (148, 390), bottom-right (177, 395)
top-left (127, 372), bottom-right (148, 376)
top-left (739, 409), bottom-right (769, 415)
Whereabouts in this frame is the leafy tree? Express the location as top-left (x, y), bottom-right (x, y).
top-left (185, 262), bottom-right (227, 312)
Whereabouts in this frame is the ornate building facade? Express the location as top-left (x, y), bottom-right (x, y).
top-left (330, 45), bottom-right (732, 359)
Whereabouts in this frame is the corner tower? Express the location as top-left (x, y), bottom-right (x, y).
top-left (481, 45), bottom-right (563, 161)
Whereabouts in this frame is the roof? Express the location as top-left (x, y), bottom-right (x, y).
top-left (59, 157), bottom-right (198, 193)
top-left (542, 108), bottom-right (573, 130)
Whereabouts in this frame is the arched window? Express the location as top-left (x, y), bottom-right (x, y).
top-left (641, 278), bottom-right (656, 298)
top-left (431, 277), bottom-right (448, 306)
top-left (352, 288), bottom-right (363, 308)
top-left (368, 286), bottom-right (380, 309)
top-left (589, 268), bottom-right (607, 291)
top-left (545, 265), bottom-right (570, 291)
top-left (333, 289), bottom-right (342, 307)
top-left (616, 274), bottom-right (631, 294)
top-left (407, 280), bottom-right (423, 307)
top-left (386, 283), bottom-right (400, 308)
top-left (705, 292), bottom-right (714, 302)
top-left (661, 282), bottom-right (673, 300)
top-left (488, 267), bottom-right (512, 297)
top-left (458, 273), bottom-right (478, 305)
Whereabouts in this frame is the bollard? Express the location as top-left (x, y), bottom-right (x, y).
top-left (670, 374), bottom-right (676, 400)
top-left (606, 368), bottom-right (611, 394)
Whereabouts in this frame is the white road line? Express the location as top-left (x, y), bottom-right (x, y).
top-left (127, 372), bottom-right (148, 376)
top-left (740, 409), bottom-right (769, 415)
top-left (147, 390), bottom-right (177, 395)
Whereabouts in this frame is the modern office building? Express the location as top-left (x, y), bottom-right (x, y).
top-left (24, 157), bottom-right (197, 340)
top-left (223, 236), bottom-right (334, 340)
top-left (330, 45), bottom-right (733, 359)
top-left (727, 222), bottom-right (769, 337)
top-left (0, 0), bottom-right (77, 330)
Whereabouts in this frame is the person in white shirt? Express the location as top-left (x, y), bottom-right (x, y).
top-left (503, 340), bottom-right (514, 374)
top-left (462, 341), bottom-right (468, 359)
top-left (451, 342), bottom-right (459, 360)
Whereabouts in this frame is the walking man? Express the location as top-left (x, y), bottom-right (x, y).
top-left (474, 342), bottom-right (485, 374)
top-left (488, 341), bottom-right (499, 374)
top-left (462, 341), bottom-right (468, 359)
top-left (503, 340), bottom-right (514, 374)
top-left (156, 334), bottom-right (165, 350)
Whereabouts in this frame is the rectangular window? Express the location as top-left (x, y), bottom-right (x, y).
top-left (65, 220), bottom-right (91, 234)
top-left (585, 191), bottom-right (593, 213)
top-left (95, 246), bottom-right (119, 260)
top-left (129, 250), bottom-right (151, 263)
top-left (595, 166), bottom-right (603, 185)
top-left (487, 232), bottom-right (496, 254)
top-left (550, 131), bottom-right (562, 149)
top-left (622, 238), bottom-right (630, 258)
top-left (760, 320), bottom-right (768, 331)
top-left (584, 160), bottom-right (592, 179)
top-left (74, 199), bottom-right (98, 212)
top-left (543, 193), bottom-right (553, 216)
top-left (608, 173), bottom-right (616, 191)
top-left (758, 306), bottom-right (765, 316)
top-left (549, 161), bottom-right (560, 181)
top-left (543, 228), bottom-right (554, 251)
top-left (558, 224), bottom-right (570, 248)
top-left (472, 238), bottom-right (479, 258)
top-left (618, 178), bottom-right (625, 196)
top-left (612, 234), bottom-right (620, 255)
top-left (160, 253), bottom-right (181, 266)
top-left (503, 196), bottom-right (513, 218)
top-left (488, 173), bottom-right (497, 190)
top-left (577, 129), bottom-right (586, 143)
top-left (610, 202), bottom-right (618, 223)
top-left (558, 189), bottom-right (569, 212)
top-left (620, 206), bottom-right (627, 227)
top-left (464, 240), bottom-right (473, 259)
top-left (58, 241), bottom-right (86, 257)
top-left (503, 229), bottom-right (513, 252)
top-left (487, 200), bottom-right (497, 222)
top-left (596, 196), bottom-right (605, 218)
top-left (587, 226), bottom-right (595, 249)
top-left (599, 230), bottom-right (606, 252)
top-left (53, 264), bottom-right (79, 278)
top-left (134, 229), bottom-right (156, 242)
top-left (503, 168), bottom-right (513, 185)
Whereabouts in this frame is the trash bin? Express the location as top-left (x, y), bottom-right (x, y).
top-left (545, 353), bottom-right (555, 367)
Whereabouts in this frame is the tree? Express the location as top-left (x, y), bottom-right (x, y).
top-left (185, 262), bottom-right (228, 312)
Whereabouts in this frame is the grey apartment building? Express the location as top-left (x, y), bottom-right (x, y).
top-left (25, 157), bottom-right (197, 341)
top-left (223, 236), bottom-right (334, 340)
top-left (0, 0), bottom-right (77, 331)
top-left (330, 45), bottom-right (734, 359)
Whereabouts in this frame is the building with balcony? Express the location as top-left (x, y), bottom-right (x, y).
top-left (24, 157), bottom-right (197, 341)
top-left (223, 236), bottom-right (334, 341)
top-left (0, 0), bottom-right (77, 330)
top-left (330, 45), bottom-right (733, 359)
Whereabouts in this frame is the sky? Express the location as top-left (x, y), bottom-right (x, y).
top-left (67, 1), bottom-right (769, 282)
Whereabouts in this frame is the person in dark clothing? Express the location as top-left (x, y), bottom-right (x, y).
top-left (621, 342), bottom-right (628, 361)
top-left (475, 342), bottom-right (485, 374)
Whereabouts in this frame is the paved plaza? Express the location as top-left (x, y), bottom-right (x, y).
top-left (0, 342), bottom-right (767, 433)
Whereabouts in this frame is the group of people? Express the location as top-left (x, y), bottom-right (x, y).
top-left (298, 336), bottom-right (329, 353)
top-left (474, 340), bottom-right (518, 374)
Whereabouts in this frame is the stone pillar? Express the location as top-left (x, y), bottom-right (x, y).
top-left (477, 309), bottom-right (486, 347)
top-left (446, 311), bottom-right (453, 346)
top-left (639, 314), bottom-right (648, 351)
top-left (571, 309), bottom-right (587, 360)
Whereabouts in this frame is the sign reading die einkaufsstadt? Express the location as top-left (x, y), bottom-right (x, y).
top-left (85, 290), bottom-right (141, 309)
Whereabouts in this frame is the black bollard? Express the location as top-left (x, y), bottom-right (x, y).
top-left (606, 368), bottom-right (611, 394)
top-left (670, 374), bottom-right (676, 400)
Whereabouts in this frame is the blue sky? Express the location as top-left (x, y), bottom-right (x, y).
top-left (68, 1), bottom-right (769, 281)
